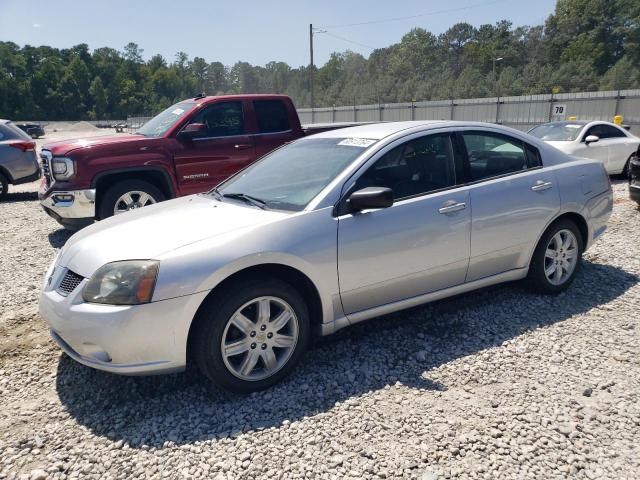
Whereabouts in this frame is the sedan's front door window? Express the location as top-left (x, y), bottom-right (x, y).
top-left (354, 134), bottom-right (456, 200)
top-left (462, 132), bottom-right (528, 181)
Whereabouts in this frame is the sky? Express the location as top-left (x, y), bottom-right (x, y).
top-left (0, 0), bottom-right (557, 67)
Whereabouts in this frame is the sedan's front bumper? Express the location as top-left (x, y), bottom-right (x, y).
top-left (39, 264), bottom-right (210, 375)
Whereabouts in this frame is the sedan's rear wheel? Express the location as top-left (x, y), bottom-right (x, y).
top-left (193, 277), bottom-right (310, 392)
top-left (527, 219), bottom-right (583, 294)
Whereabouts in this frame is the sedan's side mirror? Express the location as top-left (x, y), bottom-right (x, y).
top-left (585, 135), bottom-right (600, 145)
top-left (348, 187), bottom-right (394, 212)
top-left (178, 123), bottom-right (207, 141)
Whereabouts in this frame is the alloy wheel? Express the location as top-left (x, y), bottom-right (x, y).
top-left (221, 296), bottom-right (299, 381)
top-left (113, 190), bottom-right (156, 215)
top-left (544, 229), bottom-right (579, 285)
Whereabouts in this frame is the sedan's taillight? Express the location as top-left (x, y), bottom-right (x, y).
top-left (7, 140), bottom-right (36, 152)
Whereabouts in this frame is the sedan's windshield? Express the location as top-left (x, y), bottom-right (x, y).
top-left (529, 123), bottom-right (585, 141)
top-left (136, 101), bottom-right (196, 138)
top-left (214, 137), bottom-right (377, 211)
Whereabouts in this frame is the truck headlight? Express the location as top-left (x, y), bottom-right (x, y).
top-left (82, 260), bottom-right (159, 305)
top-left (51, 157), bottom-right (75, 180)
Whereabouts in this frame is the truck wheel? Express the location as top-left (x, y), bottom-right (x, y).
top-left (98, 179), bottom-right (165, 220)
top-left (0, 172), bottom-right (8, 200)
top-left (192, 276), bottom-right (310, 392)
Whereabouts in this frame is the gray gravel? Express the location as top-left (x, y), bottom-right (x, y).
top-left (1, 177), bottom-right (639, 480)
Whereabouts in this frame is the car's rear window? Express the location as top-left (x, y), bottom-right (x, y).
top-left (0, 122), bottom-right (30, 141)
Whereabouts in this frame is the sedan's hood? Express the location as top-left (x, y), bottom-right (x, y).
top-left (43, 134), bottom-right (145, 156)
top-left (58, 195), bottom-right (289, 277)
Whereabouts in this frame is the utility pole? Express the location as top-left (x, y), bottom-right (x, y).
top-left (492, 56), bottom-right (503, 97)
top-left (309, 24), bottom-right (314, 120)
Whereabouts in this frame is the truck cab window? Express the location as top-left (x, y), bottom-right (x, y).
top-left (191, 101), bottom-right (245, 137)
top-left (254, 100), bottom-right (290, 133)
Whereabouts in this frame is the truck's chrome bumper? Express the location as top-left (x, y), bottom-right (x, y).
top-left (40, 188), bottom-right (96, 219)
top-left (40, 187), bottom-right (96, 229)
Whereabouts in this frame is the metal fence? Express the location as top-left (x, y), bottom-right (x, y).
top-left (297, 89), bottom-right (640, 135)
top-left (125, 89), bottom-right (640, 136)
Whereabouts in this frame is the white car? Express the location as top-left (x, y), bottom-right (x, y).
top-left (529, 121), bottom-right (639, 176)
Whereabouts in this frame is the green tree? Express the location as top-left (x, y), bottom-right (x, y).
top-left (89, 76), bottom-right (108, 118)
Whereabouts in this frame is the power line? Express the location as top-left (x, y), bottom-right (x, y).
top-left (320, 31), bottom-right (377, 50)
top-left (319, 0), bottom-right (509, 29)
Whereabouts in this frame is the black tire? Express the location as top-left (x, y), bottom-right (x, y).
top-left (192, 276), bottom-right (310, 393)
top-left (0, 172), bottom-right (8, 200)
top-left (97, 179), bottom-right (165, 220)
top-left (621, 156), bottom-right (632, 179)
top-left (527, 219), bottom-right (584, 294)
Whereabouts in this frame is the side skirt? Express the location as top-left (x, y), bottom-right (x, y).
top-left (319, 267), bottom-right (528, 336)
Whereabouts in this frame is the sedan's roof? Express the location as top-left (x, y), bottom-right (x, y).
top-left (311, 121), bottom-right (445, 140)
top-left (538, 121), bottom-right (589, 126)
top-left (311, 120), bottom-right (527, 140)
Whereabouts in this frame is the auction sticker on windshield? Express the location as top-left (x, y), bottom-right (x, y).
top-left (338, 138), bottom-right (376, 147)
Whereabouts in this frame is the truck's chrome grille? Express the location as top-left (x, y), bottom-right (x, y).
top-left (40, 150), bottom-right (53, 187)
top-left (57, 270), bottom-right (84, 296)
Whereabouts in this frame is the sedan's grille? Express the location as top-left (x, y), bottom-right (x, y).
top-left (57, 270), bottom-right (84, 296)
top-left (40, 150), bottom-right (53, 187)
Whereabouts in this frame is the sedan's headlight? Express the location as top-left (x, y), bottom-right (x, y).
top-left (82, 260), bottom-right (159, 305)
top-left (51, 157), bottom-right (75, 180)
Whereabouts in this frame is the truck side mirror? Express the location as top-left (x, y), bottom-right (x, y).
top-left (178, 123), bottom-right (207, 141)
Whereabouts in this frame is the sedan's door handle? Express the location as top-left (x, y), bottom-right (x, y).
top-left (234, 144), bottom-right (252, 150)
top-left (438, 201), bottom-right (466, 214)
top-left (531, 180), bottom-right (553, 192)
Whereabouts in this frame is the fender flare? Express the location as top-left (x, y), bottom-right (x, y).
top-left (90, 166), bottom-right (177, 197)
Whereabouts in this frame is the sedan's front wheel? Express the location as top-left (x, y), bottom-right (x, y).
top-left (527, 219), bottom-right (583, 294)
top-left (192, 277), bottom-right (310, 392)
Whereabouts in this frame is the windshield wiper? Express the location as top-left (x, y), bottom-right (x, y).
top-left (221, 192), bottom-right (267, 209)
top-left (209, 187), bottom-right (222, 200)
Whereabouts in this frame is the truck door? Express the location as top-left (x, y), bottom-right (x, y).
top-left (251, 99), bottom-right (299, 159)
top-left (173, 100), bottom-right (256, 195)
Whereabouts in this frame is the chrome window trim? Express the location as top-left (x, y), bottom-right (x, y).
top-left (252, 129), bottom-right (293, 137)
top-left (192, 133), bottom-right (252, 142)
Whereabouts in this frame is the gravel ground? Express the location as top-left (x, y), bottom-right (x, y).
top-left (1, 155), bottom-right (639, 479)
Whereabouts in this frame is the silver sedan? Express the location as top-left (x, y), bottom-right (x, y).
top-left (39, 121), bottom-right (613, 392)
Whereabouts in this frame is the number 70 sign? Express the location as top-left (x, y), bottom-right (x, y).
top-left (552, 104), bottom-right (567, 117)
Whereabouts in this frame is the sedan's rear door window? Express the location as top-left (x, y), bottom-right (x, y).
top-left (462, 132), bottom-right (528, 181)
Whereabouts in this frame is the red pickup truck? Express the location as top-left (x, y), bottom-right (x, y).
top-left (39, 94), bottom-right (354, 230)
